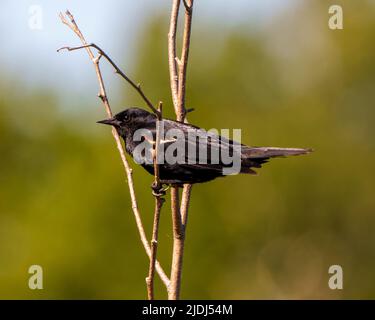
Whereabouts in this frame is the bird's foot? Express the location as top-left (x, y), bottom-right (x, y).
top-left (151, 182), bottom-right (169, 197)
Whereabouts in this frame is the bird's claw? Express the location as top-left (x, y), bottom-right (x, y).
top-left (151, 182), bottom-right (168, 197)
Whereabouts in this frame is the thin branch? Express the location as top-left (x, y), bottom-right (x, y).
top-left (180, 184), bottom-right (192, 228)
top-left (168, 0), bottom-right (181, 113)
top-left (57, 43), bottom-right (160, 117)
top-left (152, 101), bottom-right (163, 193)
top-left (171, 187), bottom-right (183, 239)
top-left (146, 196), bottom-right (164, 299)
top-left (169, 186), bottom-right (184, 299)
top-left (146, 102), bottom-right (165, 300)
top-left (59, 10), bottom-right (170, 288)
top-left (182, 0), bottom-right (192, 13)
top-left (177, 0), bottom-right (194, 122)
top-left (167, 0), bottom-right (194, 300)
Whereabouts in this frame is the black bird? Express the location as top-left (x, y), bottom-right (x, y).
top-left (98, 107), bottom-right (311, 186)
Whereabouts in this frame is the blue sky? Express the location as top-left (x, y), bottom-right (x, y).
top-left (0, 0), bottom-right (295, 106)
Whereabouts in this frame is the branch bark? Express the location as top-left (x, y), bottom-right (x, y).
top-left (59, 11), bottom-right (170, 289)
top-left (169, 186), bottom-right (184, 299)
top-left (167, 0), bottom-right (194, 300)
top-left (146, 102), bottom-right (165, 300)
top-left (177, 0), bottom-right (193, 122)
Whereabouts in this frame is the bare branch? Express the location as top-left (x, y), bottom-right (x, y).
top-left (167, 0), bottom-right (195, 300)
top-left (146, 196), bottom-right (164, 300)
top-left (168, 183), bottom-right (192, 301)
top-left (177, 0), bottom-right (194, 122)
top-left (146, 102), bottom-right (165, 300)
top-left (171, 187), bottom-right (184, 239)
top-left (182, 0), bottom-right (192, 13)
top-left (153, 102), bottom-right (163, 187)
top-left (59, 11), bottom-right (169, 289)
top-left (180, 184), bottom-right (192, 228)
top-left (168, 0), bottom-right (181, 113)
top-left (57, 43), bottom-right (160, 117)
top-left (169, 186), bottom-right (185, 299)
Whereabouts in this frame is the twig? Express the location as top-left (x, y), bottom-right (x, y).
top-left (167, 0), bottom-right (194, 300)
top-left (180, 184), bottom-right (192, 228)
top-left (146, 102), bottom-right (165, 300)
top-left (150, 101), bottom-right (164, 196)
top-left (182, 0), bottom-right (192, 13)
top-left (146, 196), bottom-right (164, 299)
top-left (177, 0), bottom-right (194, 122)
top-left (58, 10), bottom-right (170, 288)
top-left (57, 43), bottom-right (160, 117)
top-left (168, 0), bottom-right (181, 113)
top-left (169, 186), bottom-right (184, 299)
top-left (171, 187), bottom-right (183, 239)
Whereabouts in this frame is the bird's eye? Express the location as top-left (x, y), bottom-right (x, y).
top-left (123, 114), bottom-right (130, 122)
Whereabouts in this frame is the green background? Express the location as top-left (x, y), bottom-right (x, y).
top-left (0, 1), bottom-right (374, 299)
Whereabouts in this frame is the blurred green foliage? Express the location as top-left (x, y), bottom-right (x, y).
top-left (1, 1), bottom-right (375, 299)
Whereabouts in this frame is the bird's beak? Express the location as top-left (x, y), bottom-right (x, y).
top-left (97, 117), bottom-right (121, 127)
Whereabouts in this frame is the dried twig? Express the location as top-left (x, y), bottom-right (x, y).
top-left (57, 43), bottom-right (160, 117)
top-left (146, 102), bottom-right (165, 300)
top-left (168, 0), bottom-right (181, 113)
top-left (58, 11), bottom-right (169, 288)
top-left (182, 0), bottom-right (193, 13)
top-left (169, 186), bottom-right (184, 299)
top-left (177, 0), bottom-right (194, 122)
top-left (180, 184), bottom-right (192, 227)
top-left (167, 0), bottom-right (194, 300)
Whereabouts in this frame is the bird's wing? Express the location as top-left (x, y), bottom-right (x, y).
top-left (139, 119), bottom-right (311, 174)
top-left (160, 119), bottom-right (240, 167)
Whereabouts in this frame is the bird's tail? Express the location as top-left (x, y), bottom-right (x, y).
top-left (240, 147), bottom-right (312, 174)
top-left (242, 147), bottom-right (313, 159)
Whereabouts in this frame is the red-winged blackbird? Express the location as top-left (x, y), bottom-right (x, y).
top-left (98, 107), bottom-right (311, 185)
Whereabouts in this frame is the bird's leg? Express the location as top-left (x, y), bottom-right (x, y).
top-left (150, 141), bottom-right (170, 197)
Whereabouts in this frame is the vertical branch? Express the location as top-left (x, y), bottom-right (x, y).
top-left (146, 102), bottom-right (165, 300)
top-left (180, 184), bottom-right (192, 227)
top-left (169, 186), bottom-right (184, 299)
top-left (177, 0), bottom-right (193, 122)
top-left (146, 196), bottom-right (164, 299)
top-left (170, 187), bottom-right (183, 238)
top-left (177, 1), bottom-right (194, 279)
top-left (168, 0), bottom-right (181, 112)
top-left (167, 0), bottom-right (194, 300)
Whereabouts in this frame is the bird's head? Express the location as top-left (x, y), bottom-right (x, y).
top-left (97, 107), bottom-right (156, 137)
